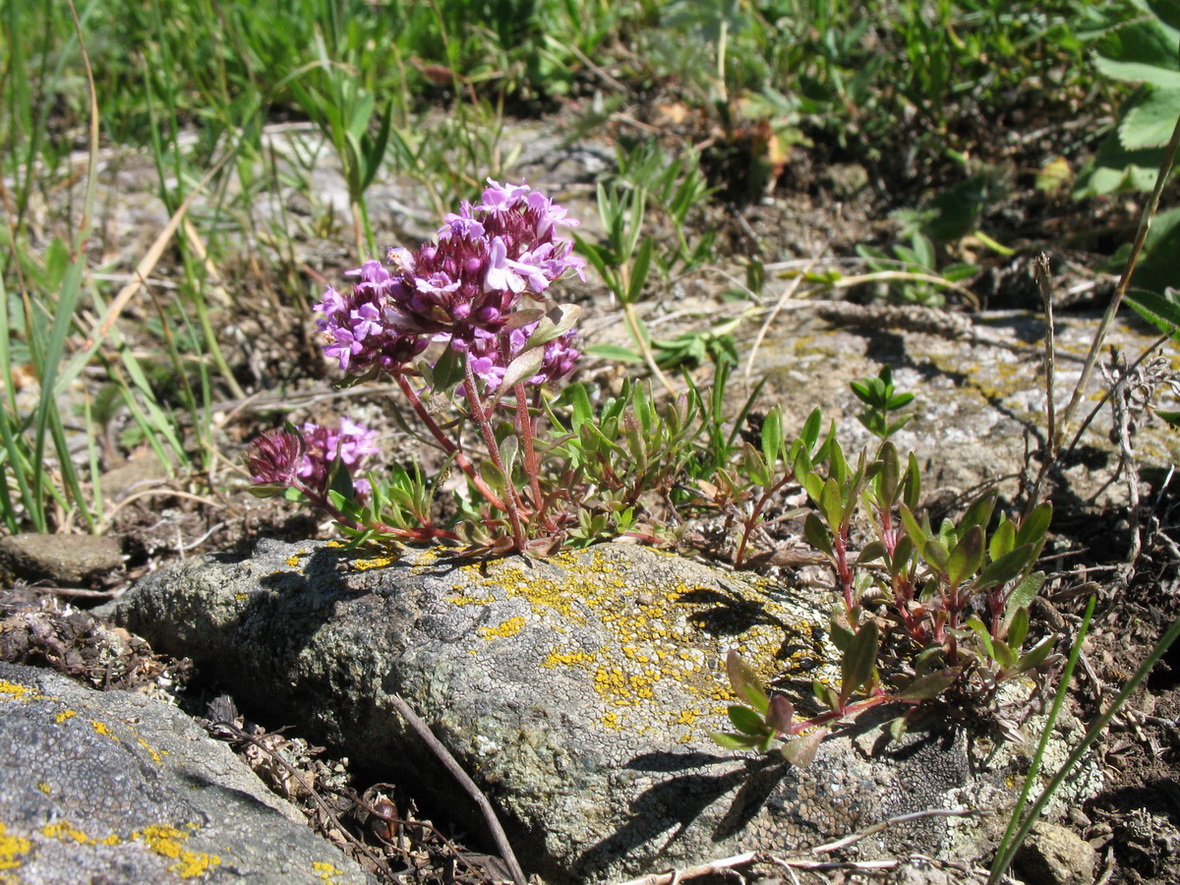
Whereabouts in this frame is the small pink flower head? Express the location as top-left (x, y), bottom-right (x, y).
top-left (297, 418), bottom-right (379, 498)
top-left (246, 429), bottom-right (305, 487)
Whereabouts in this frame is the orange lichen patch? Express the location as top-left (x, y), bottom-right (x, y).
top-left (0, 823), bottom-right (32, 871)
top-left (54, 710), bottom-right (77, 723)
top-left (133, 824), bottom-right (221, 879)
top-left (479, 616), bottom-right (525, 639)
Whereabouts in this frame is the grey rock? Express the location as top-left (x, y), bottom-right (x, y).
top-left (0, 533), bottom-right (123, 586)
top-left (109, 539), bottom-right (1097, 883)
top-left (1014, 821), bottom-right (1098, 885)
top-left (0, 661), bottom-right (372, 884)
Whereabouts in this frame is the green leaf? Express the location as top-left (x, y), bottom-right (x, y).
top-left (876, 441), bottom-right (900, 504)
top-left (726, 649), bottom-right (769, 715)
top-left (626, 236), bottom-right (655, 304)
top-left (903, 454), bottom-right (922, 510)
top-left (896, 668), bottom-right (958, 700)
top-left (856, 540), bottom-right (887, 565)
top-left (1122, 88), bottom-right (1180, 150)
top-left (800, 408), bottom-right (823, 453)
top-left (711, 731), bottom-right (766, 750)
top-left (804, 512), bottom-right (833, 555)
top-left (1005, 572), bottom-right (1045, 622)
top-left (947, 525), bottom-right (985, 586)
top-left (741, 443), bottom-right (773, 488)
top-left (499, 349), bottom-right (545, 392)
top-left (821, 477), bottom-right (844, 531)
top-left (1012, 634), bottom-right (1057, 675)
top-left (727, 704), bottom-right (768, 736)
top-left (1007, 607), bottom-right (1031, 650)
top-left (963, 615), bottom-right (995, 659)
top-left (900, 504), bottom-right (929, 549)
top-left (1015, 503), bottom-right (1053, 550)
top-left (761, 407), bottom-right (784, 467)
top-left (989, 519), bottom-right (1017, 561)
top-left (977, 544), bottom-right (1036, 588)
top-left (992, 638), bottom-right (1018, 670)
top-left (585, 344), bottom-right (644, 363)
top-left (923, 537), bottom-right (950, 573)
top-left (840, 620), bottom-right (880, 704)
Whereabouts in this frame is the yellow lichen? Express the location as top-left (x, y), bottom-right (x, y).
top-left (88, 720), bottom-right (119, 740)
top-left (350, 556), bottom-right (395, 571)
top-left (0, 682), bottom-right (35, 702)
top-left (312, 860), bottom-right (344, 882)
top-left (479, 616), bottom-right (525, 639)
top-left (41, 821), bottom-right (89, 844)
top-left (285, 555), bottom-right (302, 568)
top-left (36, 783), bottom-right (50, 795)
top-left (0, 823), bottom-right (32, 871)
top-left (133, 825), bottom-right (221, 879)
top-left (54, 710), bottom-right (76, 724)
top-left (137, 736), bottom-right (167, 764)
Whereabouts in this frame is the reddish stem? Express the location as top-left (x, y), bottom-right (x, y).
top-left (394, 372), bottom-right (510, 514)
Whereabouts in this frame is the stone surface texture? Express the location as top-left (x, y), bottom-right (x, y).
top-left (0, 533), bottom-right (123, 586)
top-left (0, 661), bottom-right (372, 884)
top-left (111, 539), bottom-right (1097, 883)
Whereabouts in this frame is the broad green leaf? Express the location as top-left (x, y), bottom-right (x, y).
top-left (1007, 607), bottom-right (1031, 650)
top-left (712, 731), bottom-right (765, 750)
top-left (1005, 572), bottom-right (1046, 622)
top-left (499, 349), bottom-right (545, 391)
top-left (804, 512), bottom-right (833, 555)
top-left (959, 495), bottom-right (996, 534)
top-left (900, 504), bottom-right (929, 548)
top-left (800, 408), bottom-right (823, 452)
top-left (1012, 634), bottom-right (1057, 675)
top-left (977, 544), bottom-right (1036, 588)
top-left (989, 519), bottom-right (1017, 562)
top-left (923, 537), bottom-right (950, 573)
top-left (896, 669), bottom-right (958, 700)
top-left (1122, 88), bottom-right (1180, 149)
top-left (963, 615), bottom-right (994, 659)
top-left (991, 638), bottom-right (1018, 670)
top-left (727, 704), bottom-right (768, 736)
top-left (585, 344), bottom-right (645, 363)
top-left (1015, 503), bottom-right (1053, 552)
top-left (947, 526), bottom-right (985, 586)
top-left (903, 454), bottom-right (922, 510)
top-left (856, 540), bottom-right (886, 565)
top-left (821, 477), bottom-right (843, 531)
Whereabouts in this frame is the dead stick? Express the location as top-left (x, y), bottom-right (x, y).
top-left (387, 693), bottom-right (528, 885)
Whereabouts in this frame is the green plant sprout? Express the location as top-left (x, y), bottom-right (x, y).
top-left (850, 365), bottom-right (915, 439)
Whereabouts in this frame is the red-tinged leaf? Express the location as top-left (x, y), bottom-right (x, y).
top-left (766, 695), bottom-right (795, 734)
top-left (781, 728), bottom-right (829, 767)
top-left (726, 649), bottom-right (769, 715)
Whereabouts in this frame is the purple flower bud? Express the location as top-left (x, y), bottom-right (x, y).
top-left (246, 429), bottom-right (304, 487)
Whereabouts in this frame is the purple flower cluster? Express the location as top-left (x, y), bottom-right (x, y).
top-left (461, 321), bottom-right (580, 395)
top-left (298, 418), bottom-right (379, 497)
top-left (313, 180), bottom-right (584, 387)
top-left (247, 418), bottom-right (379, 499)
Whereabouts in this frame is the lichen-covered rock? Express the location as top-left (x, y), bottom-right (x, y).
top-left (0, 661), bottom-right (372, 884)
top-left (110, 539), bottom-right (1098, 883)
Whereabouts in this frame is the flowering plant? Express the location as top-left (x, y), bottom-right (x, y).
top-left (247, 180), bottom-right (595, 553)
